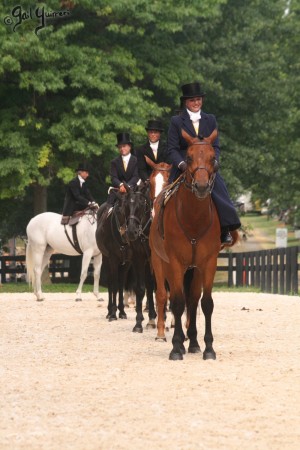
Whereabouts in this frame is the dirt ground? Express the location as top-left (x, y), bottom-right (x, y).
top-left (1, 291), bottom-right (299, 450)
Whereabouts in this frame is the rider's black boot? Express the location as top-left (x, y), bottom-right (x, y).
top-left (221, 228), bottom-right (233, 245)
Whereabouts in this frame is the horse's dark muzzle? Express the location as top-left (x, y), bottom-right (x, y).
top-left (193, 183), bottom-right (210, 199)
top-left (127, 219), bottom-right (140, 241)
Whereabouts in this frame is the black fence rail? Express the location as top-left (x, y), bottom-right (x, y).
top-left (0, 246), bottom-right (299, 295)
top-left (217, 246), bottom-right (299, 295)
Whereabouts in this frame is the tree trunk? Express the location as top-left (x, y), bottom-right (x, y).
top-left (33, 184), bottom-right (47, 216)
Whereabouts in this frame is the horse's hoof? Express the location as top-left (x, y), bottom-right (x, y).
top-left (180, 345), bottom-right (186, 355)
top-left (169, 350), bottom-right (183, 361)
top-left (188, 346), bottom-right (201, 354)
top-left (36, 298), bottom-right (44, 302)
top-left (109, 315), bottom-right (117, 322)
top-left (75, 298), bottom-right (82, 302)
top-left (203, 350), bottom-right (216, 360)
top-left (146, 322), bottom-right (156, 330)
top-left (97, 298), bottom-right (104, 302)
top-left (119, 312), bottom-right (127, 319)
top-left (155, 336), bottom-right (167, 342)
top-left (132, 325), bottom-right (143, 333)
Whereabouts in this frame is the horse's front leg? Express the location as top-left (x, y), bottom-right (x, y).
top-left (145, 262), bottom-right (157, 330)
top-left (186, 270), bottom-right (202, 354)
top-left (168, 264), bottom-right (186, 361)
top-left (132, 265), bottom-right (145, 333)
top-left (107, 263), bottom-right (118, 321)
top-left (92, 253), bottom-right (103, 301)
top-left (106, 287), bottom-right (113, 319)
top-left (118, 264), bottom-right (127, 319)
top-left (201, 263), bottom-right (217, 360)
top-left (151, 255), bottom-right (168, 342)
top-left (75, 251), bottom-right (92, 301)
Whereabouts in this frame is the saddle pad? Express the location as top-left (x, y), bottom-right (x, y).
top-left (69, 216), bottom-right (81, 226)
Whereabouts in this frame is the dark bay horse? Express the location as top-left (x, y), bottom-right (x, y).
top-left (96, 183), bottom-right (157, 332)
top-left (150, 129), bottom-right (238, 360)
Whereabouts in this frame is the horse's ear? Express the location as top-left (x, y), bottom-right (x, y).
top-left (136, 179), bottom-right (145, 192)
top-left (182, 129), bottom-right (195, 145)
top-left (206, 128), bottom-right (218, 145)
top-left (145, 155), bottom-right (156, 169)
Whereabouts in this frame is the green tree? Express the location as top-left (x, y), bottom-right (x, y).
top-left (0, 0), bottom-right (224, 240)
top-left (0, 0), bottom-right (299, 243)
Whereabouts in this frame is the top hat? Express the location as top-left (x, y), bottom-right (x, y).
top-left (75, 162), bottom-right (90, 172)
top-left (180, 82), bottom-right (206, 100)
top-left (145, 119), bottom-right (164, 132)
top-left (116, 132), bottom-right (132, 147)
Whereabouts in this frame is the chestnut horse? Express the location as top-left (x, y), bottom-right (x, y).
top-left (150, 129), bottom-right (238, 360)
top-left (144, 156), bottom-right (172, 203)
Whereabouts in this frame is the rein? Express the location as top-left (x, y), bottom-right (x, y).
top-left (126, 192), bottom-right (152, 239)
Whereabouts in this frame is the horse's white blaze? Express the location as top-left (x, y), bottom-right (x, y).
top-left (154, 172), bottom-right (164, 199)
top-left (26, 212), bottom-right (102, 301)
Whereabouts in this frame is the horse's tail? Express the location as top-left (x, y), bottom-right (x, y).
top-left (25, 241), bottom-right (35, 286)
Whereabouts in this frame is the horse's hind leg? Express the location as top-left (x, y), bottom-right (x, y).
top-left (32, 245), bottom-right (51, 301)
top-left (153, 266), bottom-right (168, 342)
top-left (92, 253), bottom-right (103, 301)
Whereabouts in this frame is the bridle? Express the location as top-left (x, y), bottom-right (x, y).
top-left (183, 141), bottom-right (217, 196)
top-left (85, 207), bottom-right (98, 225)
top-left (126, 191), bottom-right (152, 239)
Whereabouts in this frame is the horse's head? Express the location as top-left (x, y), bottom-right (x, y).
top-left (145, 156), bottom-right (172, 202)
top-left (182, 129), bottom-right (219, 199)
top-left (123, 182), bottom-right (152, 241)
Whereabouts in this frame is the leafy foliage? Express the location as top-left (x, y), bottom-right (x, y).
top-left (0, 0), bottom-right (299, 241)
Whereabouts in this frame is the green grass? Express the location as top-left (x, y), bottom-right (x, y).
top-left (0, 283), bottom-right (107, 294)
top-left (0, 282), bottom-right (263, 294)
top-left (241, 213), bottom-right (299, 247)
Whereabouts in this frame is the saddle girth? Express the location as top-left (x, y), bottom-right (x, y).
top-left (64, 224), bottom-right (83, 255)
